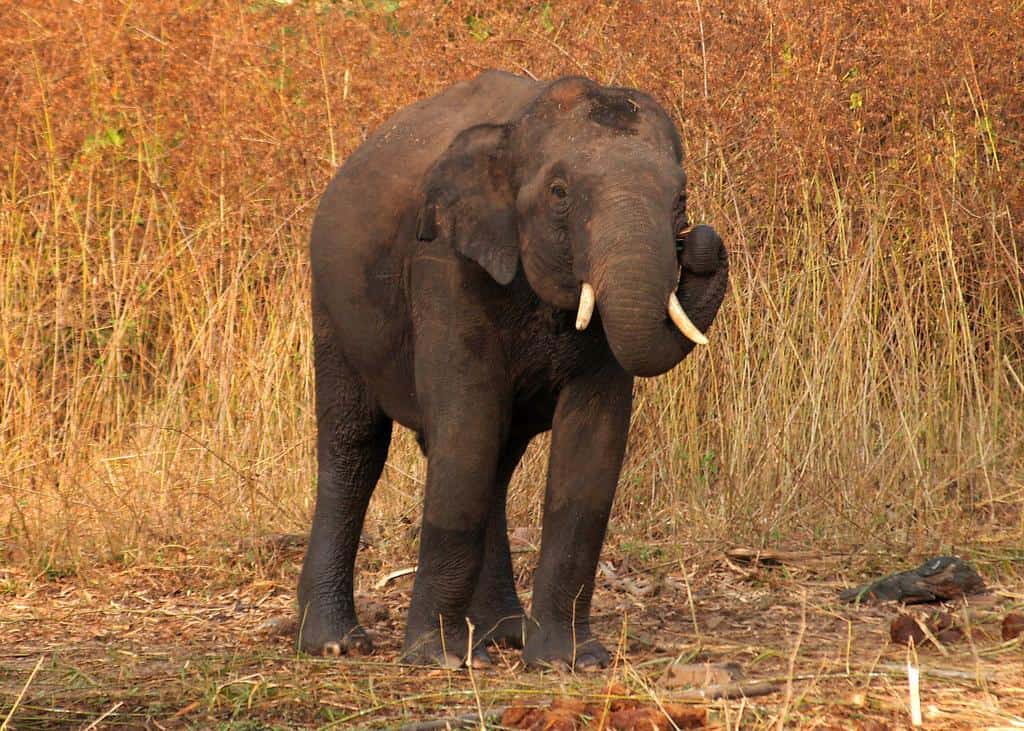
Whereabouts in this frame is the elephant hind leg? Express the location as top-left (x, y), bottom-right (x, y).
top-left (466, 436), bottom-right (530, 650)
top-left (297, 302), bottom-right (392, 656)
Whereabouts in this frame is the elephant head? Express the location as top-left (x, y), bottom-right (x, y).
top-left (417, 76), bottom-right (728, 377)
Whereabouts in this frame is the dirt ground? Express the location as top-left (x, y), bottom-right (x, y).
top-left (3, 538), bottom-right (1023, 729)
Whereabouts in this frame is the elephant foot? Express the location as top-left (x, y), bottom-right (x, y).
top-left (468, 594), bottom-right (527, 648)
top-left (296, 601), bottom-right (374, 656)
top-left (523, 621), bottom-right (610, 671)
top-left (471, 612), bottom-right (527, 649)
top-left (402, 627), bottom-right (494, 668)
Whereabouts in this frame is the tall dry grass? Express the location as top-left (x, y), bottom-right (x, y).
top-left (1, 0), bottom-right (1021, 573)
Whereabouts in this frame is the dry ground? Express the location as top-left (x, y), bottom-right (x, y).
top-left (3, 537), bottom-right (1024, 729)
top-left (3, 0), bottom-right (1024, 728)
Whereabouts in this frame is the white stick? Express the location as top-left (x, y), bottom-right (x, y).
top-left (907, 660), bottom-right (922, 727)
top-left (374, 566), bottom-right (417, 590)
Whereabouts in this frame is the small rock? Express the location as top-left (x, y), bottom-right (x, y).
top-left (259, 615), bottom-right (297, 636)
top-left (662, 660), bottom-right (742, 689)
top-left (1002, 613), bottom-right (1024, 641)
top-left (841, 556), bottom-right (985, 604)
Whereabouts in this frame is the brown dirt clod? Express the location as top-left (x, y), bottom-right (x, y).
top-left (1002, 613), bottom-right (1024, 641)
top-left (890, 611), bottom-right (964, 647)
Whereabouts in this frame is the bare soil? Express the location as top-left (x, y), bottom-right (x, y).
top-left (3, 540), bottom-right (1023, 728)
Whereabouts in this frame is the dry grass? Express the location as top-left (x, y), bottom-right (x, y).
top-left (2, 0), bottom-right (1023, 727)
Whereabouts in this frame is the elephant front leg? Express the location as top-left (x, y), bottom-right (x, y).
top-left (524, 364), bottom-right (633, 670)
top-left (466, 437), bottom-right (530, 649)
top-left (402, 399), bottom-right (507, 668)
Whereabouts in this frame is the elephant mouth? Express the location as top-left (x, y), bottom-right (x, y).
top-left (574, 275), bottom-right (706, 346)
top-left (573, 226), bottom-right (712, 347)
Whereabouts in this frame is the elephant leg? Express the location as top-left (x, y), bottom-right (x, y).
top-left (401, 393), bottom-right (507, 667)
top-left (297, 303), bottom-right (392, 656)
top-left (466, 436), bottom-right (530, 650)
top-left (523, 364), bottom-right (633, 671)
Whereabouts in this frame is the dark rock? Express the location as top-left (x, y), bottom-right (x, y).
top-left (841, 556), bottom-right (985, 604)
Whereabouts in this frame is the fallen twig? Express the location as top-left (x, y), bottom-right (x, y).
top-left (725, 547), bottom-right (830, 566)
top-left (874, 661), bottom-right (995, 684)
top-left (375, 566), bottom-right (417, 590)
top-left (677, 680), bottom-right (780, 700)
top-left (396, 708), bottom-right (505, 731)
top-left (82, 701), bottom-right (123, 731)
top-left (1, 655), bottom-right (45, 730)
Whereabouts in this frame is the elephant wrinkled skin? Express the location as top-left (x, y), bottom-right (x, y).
top-left (297, 71), bottom-right (729, 670)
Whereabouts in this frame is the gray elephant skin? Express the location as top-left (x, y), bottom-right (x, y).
top-left (298, 71), bottom-right (729, 670)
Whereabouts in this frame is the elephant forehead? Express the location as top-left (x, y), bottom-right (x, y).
top-left (519, 85), bottom-right (678, 149)
top-left (556, 143), bottom-right (684, 191)
top-left (535, 125), bottom-right (680, 177)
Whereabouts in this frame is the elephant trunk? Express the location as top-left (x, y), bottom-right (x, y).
top-left (583, 203), bottom-right (728, 378)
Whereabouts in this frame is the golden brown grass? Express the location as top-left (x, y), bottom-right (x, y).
top-left (1, 0), bottom-right (1023, 727)
top-left (3, 0), bottom-right (1021, 572)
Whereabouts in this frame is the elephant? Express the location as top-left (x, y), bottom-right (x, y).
top-left (297, 70), bottom-right (728, 670)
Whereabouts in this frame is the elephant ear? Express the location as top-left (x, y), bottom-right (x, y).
top-left (417, 124), bottom-right (519, 285)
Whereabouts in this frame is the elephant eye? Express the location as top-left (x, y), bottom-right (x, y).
top-left (550, 182), bottom-right (569, 200)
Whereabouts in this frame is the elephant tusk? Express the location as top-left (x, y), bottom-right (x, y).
top-left (668, 292), bottom-right (709, 345)
top-left (575, 282), bottom-right (596, 331)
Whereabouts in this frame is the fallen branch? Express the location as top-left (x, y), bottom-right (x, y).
top-left (374, 566), bottom-right (417, 590)
top-left (676, 680), bottom-right (780, 700)
top-left (874, 662), bottom-right (995, 684)
top-left (725, 547), bottom-right (829, 566)
top-left (396, 708), bottom-right (504, 731)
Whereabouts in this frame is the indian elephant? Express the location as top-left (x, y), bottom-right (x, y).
top-left (297, 71), bottom-right (728, 670)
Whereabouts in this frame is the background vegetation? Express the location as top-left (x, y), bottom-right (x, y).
top-left (3, 0), bottom-right (1021, 573)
